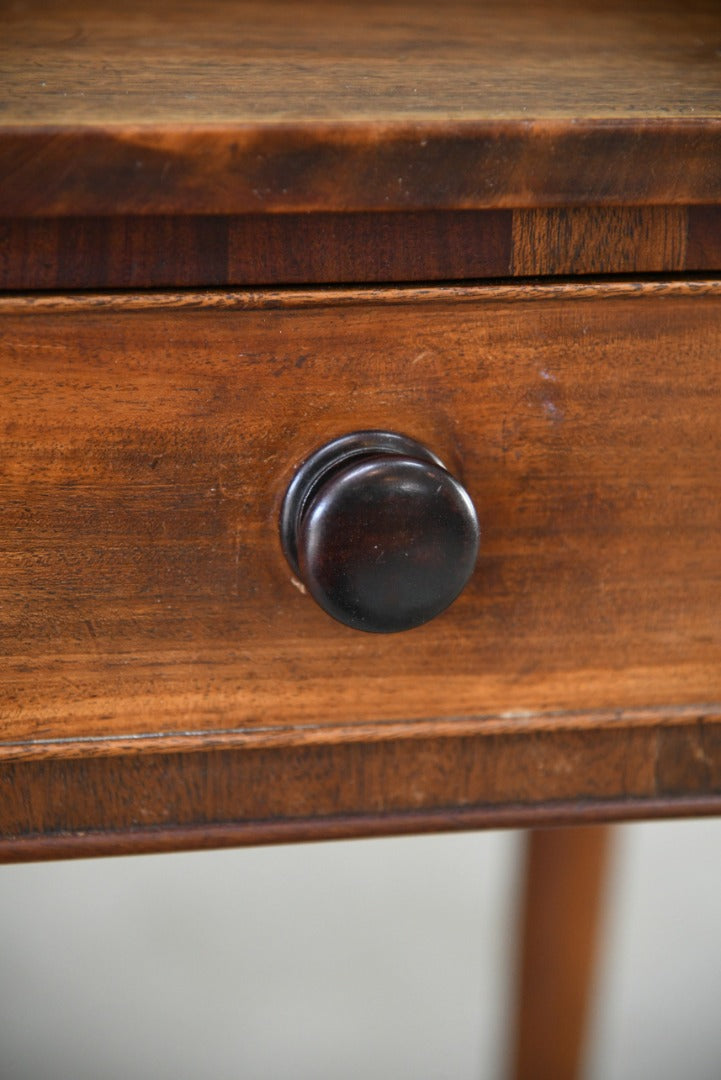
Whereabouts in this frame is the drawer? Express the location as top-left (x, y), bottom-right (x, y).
top-left (2, 281), bottom-right (721, 856)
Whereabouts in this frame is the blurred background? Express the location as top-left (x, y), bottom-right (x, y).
top-left (1, 818), bottom-right (720, 1080)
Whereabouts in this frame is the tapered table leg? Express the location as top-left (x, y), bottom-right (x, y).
top-left (509, 825), bottom-right (611, 1080)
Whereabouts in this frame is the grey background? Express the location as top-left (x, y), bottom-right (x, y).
top-left (1, 819), bottom-right (720, 1079)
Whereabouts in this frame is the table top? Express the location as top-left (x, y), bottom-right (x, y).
top-left (2, 0), bottom-right (721, 214)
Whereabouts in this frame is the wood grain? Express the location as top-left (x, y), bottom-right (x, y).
top-left (2, 0), bottom-right (721, 214)
top-left (511, 826), bottom-right (610, 1080)
top-left (512, 207), bottom-right (689, 276)
top-left (4, 122), bottom-right (720, 217)
top-left (4, 0), bottom-right (720, 123)
top-left (3, 207), bottom-right (720, 290)
top-left (0, 211), bottom-right (512, 290)
top-left (687, 205), bottom-right (721, 270)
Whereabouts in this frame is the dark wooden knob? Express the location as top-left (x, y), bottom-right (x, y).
top-left (280, 431), bottom-right (480, 633)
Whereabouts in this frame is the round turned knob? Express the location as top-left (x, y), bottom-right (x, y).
top-left (280, 431), bottom-right (480, 633)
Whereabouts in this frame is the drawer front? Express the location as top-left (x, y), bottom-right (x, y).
top-left (2, 282), bottom-right (721, 854)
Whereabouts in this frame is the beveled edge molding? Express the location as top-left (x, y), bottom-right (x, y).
top-left (2, 277), bottom-right (721, 315)
top-left (3, 119), bottom-right (721, 216)
top-left (2, 702), bottom-right (720, 762)
top-left (2, 796), bottom-right (721, 865)
top-left (3, 706), bottom-right (720, 861)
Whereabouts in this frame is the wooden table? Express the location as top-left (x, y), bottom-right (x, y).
top-left (2, 2), bottom-right (721, 1076)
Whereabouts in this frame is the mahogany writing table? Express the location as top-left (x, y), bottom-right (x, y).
top-left (2, 2), bottom-right (721, 1075)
